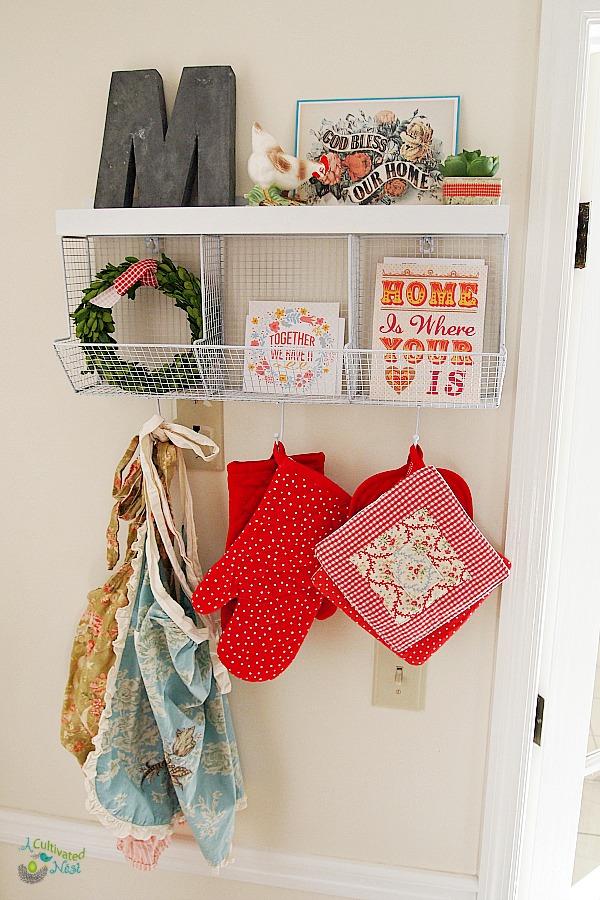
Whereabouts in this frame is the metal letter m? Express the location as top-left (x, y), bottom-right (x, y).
top-left (94, 66), bottom-right (236, 208)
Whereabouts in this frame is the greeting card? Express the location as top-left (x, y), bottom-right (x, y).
top-left (243, 302), bottom-right (344, 396)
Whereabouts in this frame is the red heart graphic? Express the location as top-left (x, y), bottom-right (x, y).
top-left (385, 365), bottom-right (415, 393)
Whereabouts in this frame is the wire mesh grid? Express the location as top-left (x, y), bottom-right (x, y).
top-left (53, 339), bottom-right (210, 396)
top-left (356, 233), bottom-right (507, 352)
top-left (191, 345), bottom-right (506, 407)
top-left (200, 234), bottom-right (224, 343)
top-left (54, 230), bottom-right (507, 405)
top-left (60, 234), bottom-right (222, 343)
top-left (220, 235), bottom-right (350, 344)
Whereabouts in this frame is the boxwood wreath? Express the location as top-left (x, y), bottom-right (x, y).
top-left (71, 254), bottom-right (204, 393)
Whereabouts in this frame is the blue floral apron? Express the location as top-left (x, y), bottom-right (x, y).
top-left (83, 417), bottom-right (245, 868)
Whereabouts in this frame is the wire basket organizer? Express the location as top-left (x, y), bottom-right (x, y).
top-left (53, 207), bottom-right (509, 407)
top-left (54, 233), bottom-right (223, 396)
top-left (193, 345), bottom-right (506, 407)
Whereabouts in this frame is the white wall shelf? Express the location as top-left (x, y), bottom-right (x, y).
top-left (56, 204), bottom-right (509, 237)
top-left (53, 206), bottom-right (509, 407)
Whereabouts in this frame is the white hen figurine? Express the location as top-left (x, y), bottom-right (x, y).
top-left (247, 122), bottom-right (328, 204)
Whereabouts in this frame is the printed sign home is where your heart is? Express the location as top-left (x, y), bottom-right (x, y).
top-left (370, 258), bottom-right (488, 404)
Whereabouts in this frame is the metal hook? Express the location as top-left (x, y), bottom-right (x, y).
top-left (413, 405), bottom-right (421, 446)
top-left (156, 398), bottom-right (162, 418)
top-left (274, 401), bottom-right (285, 447)
top-left (419, 235), bottom-right (434, 256)
top-left (145, 236), bottom-right (161, 257)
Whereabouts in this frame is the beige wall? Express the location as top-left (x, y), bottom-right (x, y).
top-left (1, 0), bottom-right (540, 892)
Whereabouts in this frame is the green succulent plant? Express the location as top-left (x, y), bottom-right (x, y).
top-left (438, 149), bottom-right (500, 178)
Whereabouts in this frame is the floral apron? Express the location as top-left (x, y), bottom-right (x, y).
top-left (80, 417), bottom-right (246, 867)
top-left (60, 434), bottom-right (177, 764)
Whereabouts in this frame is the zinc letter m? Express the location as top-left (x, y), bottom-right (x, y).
top-left (94, 66), bottom-right (235, 208)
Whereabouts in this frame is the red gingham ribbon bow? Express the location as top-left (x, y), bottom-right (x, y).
top-left (113, 259), bottom-right (159, 295)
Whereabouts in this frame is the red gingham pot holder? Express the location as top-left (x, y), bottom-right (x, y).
top-left (314, 466), bottom-right (510, 655)
top-left (311, 444), bottom-right (498, 664)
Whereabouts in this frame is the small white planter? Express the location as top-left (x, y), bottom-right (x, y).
top-left (442, 177), bottom-right (502, 205)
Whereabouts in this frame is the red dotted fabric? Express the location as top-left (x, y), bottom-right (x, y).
top-left (225, 445), bottom-right (326, 547)
top-left (312, 445), bottom-right (502, 665)
top-left (221, 445), bottom-right (335, 628)
top-left (192, 448), bottom-right (350, 682)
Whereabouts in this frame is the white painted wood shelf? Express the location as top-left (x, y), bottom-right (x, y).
top-left (56, 204), bottom-right (509, 236)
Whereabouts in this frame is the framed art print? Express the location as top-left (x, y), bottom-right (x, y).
top-left (295, 95), bottom-right (459, 205)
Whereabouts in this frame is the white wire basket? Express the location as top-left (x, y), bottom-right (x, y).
top-left (53, 339), bottom-right (211, 396)
top-left (191, 345), bottom-right (506, 408)
top-left (53, 225), bottom-right (508, 407)
top-left (54, 233), bottom-right (223, 396)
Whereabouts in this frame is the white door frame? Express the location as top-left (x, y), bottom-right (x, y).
top-left (478, 3), bottom-right (600, 898)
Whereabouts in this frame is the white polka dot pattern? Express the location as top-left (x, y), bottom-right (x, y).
top-left (192, 457), bottom-right (350, 682)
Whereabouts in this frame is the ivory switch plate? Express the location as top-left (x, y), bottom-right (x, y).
top-left (372, 642), bottom-right (427, 710)
top-left (174, 399), bottom-right (224, 471)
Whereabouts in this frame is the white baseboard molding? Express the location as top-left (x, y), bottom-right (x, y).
top-left (0, 807), bottom-right (478, 900)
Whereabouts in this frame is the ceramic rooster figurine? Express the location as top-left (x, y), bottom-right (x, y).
top-left (245, 122), bottom-right (329, 205)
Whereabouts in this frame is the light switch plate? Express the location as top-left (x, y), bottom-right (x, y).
top-left (174, 400), bottom-right (224, 471)
top-left (372, 642), bottom-right (427, 710)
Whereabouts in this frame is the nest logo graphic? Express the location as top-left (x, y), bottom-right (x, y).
top-left (18, 837), bottom-right (85, 883)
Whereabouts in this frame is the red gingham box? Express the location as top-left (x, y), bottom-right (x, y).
top-left (442, 177), bottom-right (502, 205)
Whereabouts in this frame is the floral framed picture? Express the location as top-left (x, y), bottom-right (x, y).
top-left (295, 95), bottom-right (459, 205)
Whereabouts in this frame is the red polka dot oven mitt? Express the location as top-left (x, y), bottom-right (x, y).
top-left (225, 444), bottom-right (325, 547)
top-left (314, 454), bottom-right (510, 657)
top-left (192, 445), bottom-right (350, 681)
top-left (221, 444), bottom-right (332, 629)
